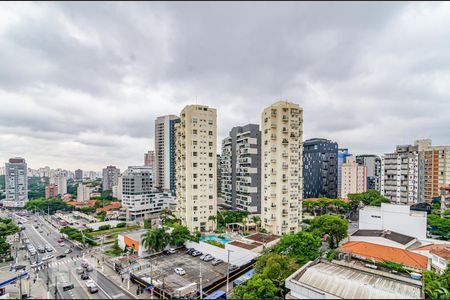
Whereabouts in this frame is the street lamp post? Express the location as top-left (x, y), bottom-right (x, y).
top-left (226, 249), bottom-right (233, 296)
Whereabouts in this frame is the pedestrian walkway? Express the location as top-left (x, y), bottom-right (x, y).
top-left (33, 257), bottom-right (84, 271)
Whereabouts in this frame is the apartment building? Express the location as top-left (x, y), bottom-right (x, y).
top-left (416, 139), bottom-right (450, 202)
top-left (337, 148), bottom-right (351, 198)
top-left (261, 101), bottom-right (303, 235)
top-left (102, 165), bottom-right (120, 191)
top-left (221, 124), bottom-right (261, 213)
top-left (381, 145), bottom-right (419, 204)
top-left (144, 150), bottom-right (155, 168)
top-left (155, 115), bottom-right (180, 192)
top-left (4, 157), bottom-right (28, 208)
top-left (340, 156), bottom-right (367, 199)
top-left (356, 154), bottom-right (382, 191)
top-left (45, 184), bottom-right (58, 199)
top-left (74, 169), bottom-right (83, 181)
top-left (303, 138), bottom-right (338, 199)
top-left (77, 183), bottom-right (93, 202)
top-left (175, 104), bottom-right (217, 232)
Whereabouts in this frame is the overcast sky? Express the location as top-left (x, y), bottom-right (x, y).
top-left (1, 2), bottom-right (449, 171)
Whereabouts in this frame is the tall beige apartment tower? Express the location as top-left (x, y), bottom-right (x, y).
top-left (340, 156), bottom-right (368, 199)
top-left (261, 101), bottom-right (303, 235)
top-left (175, 104), bottom-right (217, 232)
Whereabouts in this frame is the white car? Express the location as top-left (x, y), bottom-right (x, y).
top-left (42, 255), bottom-right (54, 261)
top-left (168, 248), bottom-right (176, 254)
top-left (174, 268), bottom-right (186, 275)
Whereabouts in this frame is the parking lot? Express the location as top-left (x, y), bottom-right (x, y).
top-left (135, 248), bottom-right (230, 296)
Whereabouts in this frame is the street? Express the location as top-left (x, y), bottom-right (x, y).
top-left (2, 210), bottom-right (135, 299)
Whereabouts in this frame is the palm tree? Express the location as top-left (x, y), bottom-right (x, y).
top-left (252, 216), bottom-right (261, 232)
top-left (208, 215), bottom-right (216, 230)
top-left (141, 227), bottom-right (170, 254)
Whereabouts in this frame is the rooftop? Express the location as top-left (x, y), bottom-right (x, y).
top-left (412, 243), bottom-right (449, 251)
top-left (287, 259), bottom-right (422, 299)
top-left (341, 241), bottom-right (428, 270)
top-left (229, 240), bottom-right (261, 250)
top-left (352, 229), bottom-right (415, 245)
top-left (431, 247), bottom-right (450, 260)
top-left (245, 233), bottom-right (279, 244)
top-left (96, 201), bottom-right (121, 212)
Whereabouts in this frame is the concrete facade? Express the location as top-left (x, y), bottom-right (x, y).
top-left (341, 156), bottom-right (367, 199)
top-left (303, 138), bottom-right (338, 199)
top-left (175, 105), bottom-right (217, 232)
top-left (221, 124), bottom-right (261, 213)
top-left (356, 154), bottom-right (382, 191)
top-left (4, 157), bottom-right (28, 208)
top-left (381, 144), bottom-right (419, 204)
top-left (261, 101), bottom-right (303, 235)
top-left (155, 115), bottom-right (180, 192)
top-left (338, 148), bottom-right (351, 198)
top-left (102, 165), bottom-right (120, 191)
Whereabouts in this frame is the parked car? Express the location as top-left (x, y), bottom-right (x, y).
top-left (230, 264), bottom-right (239, 271)
top-left (185, 248), bottom-right (195, 254)
top-left (203, 255), bottom-right (214, 262)
top-left (38, 246), bottom-right (46, 253)
top-left (45, 245), bottom-right (53, 252)
top-left (30, 262), bottom-right (43, 268)
top-left (174, 267), bottom-right (186, 275)
top-left (212, 259), bottom-right (223, 266)
top-left (62, 282), bottom-right (74, 291)
top-left (57, 238), bottom-right (64, 243)
top-left (76, 267), bottom-right (84, 274)
top-left (64, 249), bottom-right (72, 254)
top-left (81, 261), bottom-right (89, 268)
top-left (191, 251), bottom-right (202, 257)
top-left (86, 265), bottom-right (94, 272)
top-left (56, 254), bottom-right (67, 259)
top-left (168, 248), bottom-right (176, 254)
top-left (80, 273), bottom-right (89, 280)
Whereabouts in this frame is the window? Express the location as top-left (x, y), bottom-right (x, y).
top-left (193, 217), bottom-right (198, 222)
top-left (209, 152), bottom-right (213, 157)
top-left (193, 206), bottom-right (198, 211)
top-left (192, 118), bottom-right (198, 123)
top-left (193, 141), bottom-right (197, 145)
top-left (193, 163), bottom-right (197, 167)
top-left (209, 142), bottom-right (213, 146)
top-left (193, 185), bottom-right (198, 189)
top-left (193, 152), bottom-right (197, 156)
top-left (209, 174), bottom-right (213, 178)
top-left (209, 163), bottom-right (213, 168)
top-left (209, 205), bottom-right (213, 210)
top-left (208, 119), bottom-right (213, 125)
top-left (193, 174), bottom-right (197, 178)
top-left (209, 131), bottom-right (213, 136)
top-left (193, 129), bottom-right (197, 134)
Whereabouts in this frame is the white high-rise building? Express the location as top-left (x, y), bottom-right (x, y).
top-left (175, 104), bottom-right (217, 232)
top-left (155, 115), bottom-right (180, 192)
top-left (381, 145), bottom-right (419, 204)
top-left (102, 165), bottom-right (120, 191)
top-left (4, 158), bottom-right (28, 208)
top-left (261, 101), bottom-right (303, 235)
top-left (341, 156), bottom-right (367, 199)
top-left (77, 183), bottom-right (93, 202)
top-left (55, 175), bottom-right (67, 196)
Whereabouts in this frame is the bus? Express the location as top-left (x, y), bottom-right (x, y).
top-left (205, 290), bottom-right (227, 299)
top-left (232, 269), bottom-right (256, 287)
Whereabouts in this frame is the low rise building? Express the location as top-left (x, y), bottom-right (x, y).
top-left (340, 241), bottom-right (429, 271)
top-left (349, 229), bottom-right (417, 250)
top-left (285, 258), bottom-right (424, 299)
top-left (359, 203), bottom-right (427, 240)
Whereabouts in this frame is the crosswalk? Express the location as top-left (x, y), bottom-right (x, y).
top-left (33, 257), bottom-right (84, 270)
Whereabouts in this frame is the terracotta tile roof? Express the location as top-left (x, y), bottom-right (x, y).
top-left (246, 233), bottom-right (280, 243)
top-left (341, 241), bottom-right (428, 270)
top-left (229, 241), bottom-right (261, 250)
top-left (96, 202), bottom-right (121, 213)
top-left (66, 200), bottom-right (97, 207)
top-left (413, 243), bottom-right (449, 251)
top-left (431, 248), bottom-right (450, 260)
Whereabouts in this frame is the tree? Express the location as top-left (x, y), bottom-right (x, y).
top-left (255, 253), bottom-right (298, 288)
top-left (98, 225), bottom-right (111, 231)
top-left (0, 218), bottom-right (20, 239)
top-left (141, 227), bottom-right (170, 253)
top-left (308, 215), bottom-right (348, 249)
top-left (170, 224), bottom-right (192, 246)
top-left (116, 222), bottom-right (126, 228)
top-left (348, 189), bottom-right (389, 207)
top-left (208, 215), bottom-right (216, 229)
top-left (144, 218), bottom-right (152, 229)
top-left (25, 198), bottom-right (72, 215)
top-left (232, 274), bottom-right (279, 299)
top-left (272, 231), bottom-right (321, 265)
top-left (252, 216), bottom-right (261, 232)
top-left (424, 269), bottom-right (450, 299)
top-left (80, 206), bottom-right (96, 214)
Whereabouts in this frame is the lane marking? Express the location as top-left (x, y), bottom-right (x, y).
top-left (31, 225), bottom-right (57, 252)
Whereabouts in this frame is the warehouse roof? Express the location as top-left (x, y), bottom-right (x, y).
top-left (286, 259), bottom-right (422, 299)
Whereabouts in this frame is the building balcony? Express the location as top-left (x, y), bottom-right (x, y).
top-left (282, 139), bottom-right (289, 145)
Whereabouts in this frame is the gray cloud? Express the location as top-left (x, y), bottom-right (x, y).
top-left (0, 2), bottom-right (449, 170)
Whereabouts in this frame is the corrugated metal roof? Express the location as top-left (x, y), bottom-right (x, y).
top-left (295, 261), bottom-right (421, 299)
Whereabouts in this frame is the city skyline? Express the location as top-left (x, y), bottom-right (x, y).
top-left (1, 2), bottom-right (450, 171)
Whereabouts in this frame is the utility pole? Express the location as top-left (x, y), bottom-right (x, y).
top-left (226, 249), bottom-right (231, 296)
top-left (199, 261), bottom-right (203, 299)
top-left (19, 275), bottom-right (23, 299)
